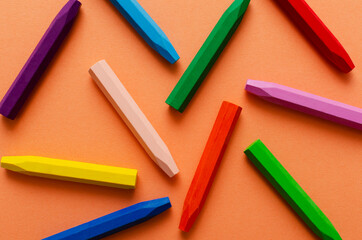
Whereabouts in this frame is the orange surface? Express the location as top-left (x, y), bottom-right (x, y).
top-left (0, 0), bottom-right (361, 239)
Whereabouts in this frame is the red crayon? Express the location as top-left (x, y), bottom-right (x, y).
top-left (179, 101), bottom-right (241, 232)
top-left (274, 0), bottom-right (354, 73)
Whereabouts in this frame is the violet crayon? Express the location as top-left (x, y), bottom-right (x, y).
top-left (0, 0), bottom-right (81, 120)
top-left (245, 80), bottom-right (362, 130)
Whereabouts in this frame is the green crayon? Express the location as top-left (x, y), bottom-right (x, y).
top-left (166, 0), bottom-right (250, 113)
top-left (244, 139), bottom-right (342, 240)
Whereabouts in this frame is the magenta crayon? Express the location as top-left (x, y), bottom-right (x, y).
top-left (245, 79), bottom-right (362, 130)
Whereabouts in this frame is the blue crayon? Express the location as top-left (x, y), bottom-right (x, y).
top-left (43, 197), bottom-right (171, 240)
top-left (109, 0), bottom-right (179, 64)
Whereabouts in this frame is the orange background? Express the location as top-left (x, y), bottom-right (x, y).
top-left (0, 0), bottom-right (361, 239)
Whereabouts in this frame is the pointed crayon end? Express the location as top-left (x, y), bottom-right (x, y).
top-left (245, 79), bottom-right (257, 89)
top-left (167, 165), bottom-right (179, 178)
top-left (159, 197), bottom-right (172, 209)
top-left (62, 0), bottom-right (81, 16)
top-left (179, 218), bottom-right (191, 232)
top-left (319, 226), bottom-right (343, 240)
top-left (179, 207), bottom-right (199, 232)
top-left (154, 35), bottom-right (179, 64)
top-left (1, 156), bottom-right (26, 172)
top-left (167, 49), bottom-right (180, 64)
top-left (245, 80), bottom-right (272, 97)
top-left (340, 57), bottom-right (355, 73)
top-left (0, 104), bottom-right (16, 120)
top-left (146, 197), bottom-right (172, 216)
top-left (231, 0), bottom-right (250, 17)
top-left (159, 44), bottom-right (179, 64)
top-left (236, 0), bottom-right (251, 10)
top-left (155, 155), bottom-right (179, 177)
top-left (67, 0), bottom-right (82, 8)
top-left (329, 44), bottom-right (355, 73)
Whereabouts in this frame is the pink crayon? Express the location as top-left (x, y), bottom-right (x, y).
top-left (245, 80), bottom-right (362, 130)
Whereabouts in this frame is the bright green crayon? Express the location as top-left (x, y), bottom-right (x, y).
top-left (166, 0), bottom-right (250, 113)
top-left (244, 139), bottom-right (342, 240)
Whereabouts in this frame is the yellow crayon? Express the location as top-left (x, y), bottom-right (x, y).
top-left (1, 156), bottom-right (137, 189)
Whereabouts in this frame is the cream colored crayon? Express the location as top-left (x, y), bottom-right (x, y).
top-left (89, 60), bottom-right (179, 177)
top-left (1, 156), bottom-right (137, 189)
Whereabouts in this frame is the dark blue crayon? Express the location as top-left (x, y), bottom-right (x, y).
top-left (43, 197), bottom-right (171, 240)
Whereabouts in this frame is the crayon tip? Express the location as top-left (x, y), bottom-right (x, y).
top-left (245, 79), bottom-right (272, 97)
top-left (235, 0), bottom-right (251, 16)
top-left (155, 39), bottom-right (180, 64)
top-left (60, 0), bottom-right (81, 18)
top-left (1, 157), bottom-right (25, 172)
top-left (332, 52), bottom-right (355, 73)
top-left (320, 230), bottom-right (342, 240)
top-left (142, 197), bottom-right (172, 217)
top-left (179, 206), bottom-right (199, 232)
top-left (154, 152), bottom-right (179, 177)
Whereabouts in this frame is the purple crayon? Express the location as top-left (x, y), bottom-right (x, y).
top-left (245, 80), bottom-right (362, 130)
top-left (0, 0), bottom-right (81, 120)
